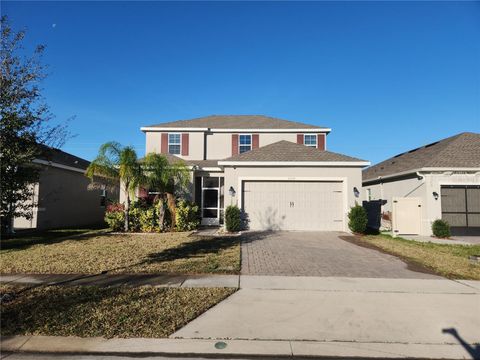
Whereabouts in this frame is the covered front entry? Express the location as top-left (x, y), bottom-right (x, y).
top-left (441, 185), bottom-right (480, 236)
top-left (195, 176), bottom-right (225, 226)
top-left (242, 180), bottom-right (344, 231)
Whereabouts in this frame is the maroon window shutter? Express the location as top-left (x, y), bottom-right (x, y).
top-left (297, 134), bottom-right (304, 145)
top-left (161, 133), bottom-right (168, 153)
top-left (181, 133), bottom-right (189, 156)
top-left (252, 134), bottom-right (259, 149)
top-left (232, 134), bottom-right (239, 156)
top-left (317, 133), bottom-right (326, 150)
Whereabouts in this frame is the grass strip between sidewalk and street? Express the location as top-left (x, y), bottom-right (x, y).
top-left (0, 231), bottom-right (240, 275)
top-left (357, 234), bottom-right (480, 280)
top-left (0, 284), bottom-right (235, 338)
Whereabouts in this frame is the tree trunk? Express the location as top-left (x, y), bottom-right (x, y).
top-left (157, 198), bottom-right (165, 232)
top-left (166, 192), bottom-right (176, 229)
top-left (124, 187), bottom-right (130, 232)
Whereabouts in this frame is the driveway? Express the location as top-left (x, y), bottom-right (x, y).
top-left (241, 231), bottom-right (438, 278)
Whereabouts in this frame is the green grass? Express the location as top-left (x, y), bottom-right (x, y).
top-left (0, 285), bottom-right (235, 338)
top-left (362, 234), bottom-right (480, 280)
top-left (0, 232), bottom-right (240, 275)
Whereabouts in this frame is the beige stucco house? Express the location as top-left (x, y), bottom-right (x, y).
top-left (137, 115), bottom-right (369, 231)
top-left (14, 147), bottom-right (119, 230)
top-left (363, 132), bottom-right (480, 236)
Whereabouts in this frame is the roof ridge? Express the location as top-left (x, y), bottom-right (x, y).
top-left (144, 115), bottom-right (326, 129)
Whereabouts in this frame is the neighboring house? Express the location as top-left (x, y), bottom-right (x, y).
top-left (14, 147), bottom-right (119, 230)
top-left (363, 132), bottom-right (480, 236)
top-left (137, 115), bottom-right (369, 231)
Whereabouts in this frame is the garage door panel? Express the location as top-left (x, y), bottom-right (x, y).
top-left (441, 185), bottom-right (480, 235)
top-left (467, 188), bottom-right (480, 212)
top-left (243, 181), bottom-right (344, 231)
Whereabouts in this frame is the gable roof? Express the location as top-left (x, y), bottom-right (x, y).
top-left (37, 145), bottom-right (90, 171)
top-left (363, 132), bottom-right (480, 181)
top-left (143, 115), bottom-right (328, 130)
top-left (219, 140), bottom-right (367, 164)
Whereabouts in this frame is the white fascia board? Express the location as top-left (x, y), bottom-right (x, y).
top-left (198, 167), bottom-right (223, 172)
top-left (140, 127), bottom-right (332, 133)
top-left (218, 160), bottom-right (370, 167)
top-left (141, 127), bottom-right (209, 132)
top-left (362, 167), bottom-right (480, 183)
top-left (211, 128), bottom-right (332, 133)
top-left (420, 167), bottom-right (480, 172)
top-left (33, 159), bottom-right (87, 174)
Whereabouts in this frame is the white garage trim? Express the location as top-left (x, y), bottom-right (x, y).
top-left (238, 176), bottom-right (348, 231)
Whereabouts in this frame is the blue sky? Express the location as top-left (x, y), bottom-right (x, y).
top-left (4, 1), bottom-right (480, 164)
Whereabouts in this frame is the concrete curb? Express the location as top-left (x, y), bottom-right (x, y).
top-left (1, 335), bottom-right (475, 359)
top-left (0, 274), bottom-right (240, 289)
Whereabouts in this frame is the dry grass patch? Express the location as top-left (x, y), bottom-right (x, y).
top-left (0, 232), bottom-right (240, 275)
top-left (362, 234), bottom-right (480, 280)
top-left (0, 285), bottom-right (235, 338)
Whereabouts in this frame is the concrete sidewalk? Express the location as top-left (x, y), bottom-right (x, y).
top-left (0, 273), bottom-right (239, 288)
top-left (397, 234), bottom-right (480, 245)
top-left (172, 277), bottom-right (480, 357)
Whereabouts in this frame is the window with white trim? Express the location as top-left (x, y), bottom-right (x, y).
top-left (168, 133), bottom-right (181, 154)
top-left (304, 134), bottom-right (317, 148)
top-left (239, 134), bottom-right (252, 154)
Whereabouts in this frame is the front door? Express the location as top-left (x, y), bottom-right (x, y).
top-left (201, 177), bottom-right (224, 226)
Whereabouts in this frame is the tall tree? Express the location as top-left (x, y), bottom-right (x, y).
top-left (86, 142), bottom-right (143, 231)
top-left (0, 16), bottom-right (68, 234)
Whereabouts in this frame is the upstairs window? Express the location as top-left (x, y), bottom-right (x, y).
top-left (239, 134), bottom-right (252, 154)
top-left (168, 133), bottom-right (181, 154)
top-left (304, 134), bottom-right (317, 148)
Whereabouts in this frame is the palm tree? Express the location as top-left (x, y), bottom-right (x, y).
top-left (86, 142), bottom-right (190, 232)
top-left (86, 142), bottom-right (143, 231)
top-left (142, 153), bottom-right (189, 229)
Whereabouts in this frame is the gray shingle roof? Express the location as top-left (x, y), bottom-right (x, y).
top-left (145, 115), bottom-right (326, 130)
top-left (39, 145), bottom-right (90, 170)
top-left (363, 132), bottom-right (480, 181)
top-left (187, 159), bottom-right (219, 168)
top-left (221, 140), bottom-right (366, 162)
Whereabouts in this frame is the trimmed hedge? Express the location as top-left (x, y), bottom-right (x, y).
top-left (348, 204), bottom-right (368, 234)
top-left (432, 219), bottom-right (451, 238)
top-left (225, 205), bottom-right (241, 232)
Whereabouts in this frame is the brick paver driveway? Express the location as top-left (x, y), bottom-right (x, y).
top-left (241, 231), bottom-right (439, 278)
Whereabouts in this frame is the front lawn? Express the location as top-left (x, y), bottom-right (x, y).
top-left (360, 234), bottom-right (480, 280)
top-left (0, 285), bottom-right (235, 338)
top-left (0, 232), bottom-right (240, 275)
top-left (1, 228), bottom-right (105, 249)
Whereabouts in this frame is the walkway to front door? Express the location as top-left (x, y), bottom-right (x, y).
top-left (241, 231), bottom-right (439, 278)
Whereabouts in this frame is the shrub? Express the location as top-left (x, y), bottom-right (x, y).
top-left (225, 205), bottom-right (241, 232)
top-left (176, 200), bottom-right (200, 231)
top-left (104, 203), bottom-right (125, 231)
top-left (139, 207), bottom-right (158, 232)
top-left (432, 219), bottom-right (451, 238)
top-left (348, 204), bottom-right (368, 234)
top-left (128, 203), bottom-right (143, 232)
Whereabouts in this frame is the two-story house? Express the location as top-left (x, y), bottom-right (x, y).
top-left (139, 115), bottom-right (369, 231)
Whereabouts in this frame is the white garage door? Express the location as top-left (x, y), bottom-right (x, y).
top-left (242, 181), bottom-right (344, 231)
